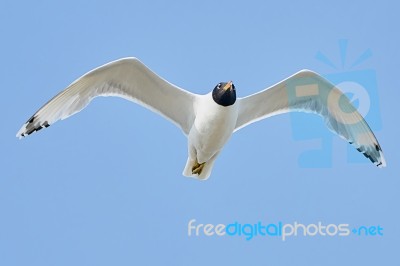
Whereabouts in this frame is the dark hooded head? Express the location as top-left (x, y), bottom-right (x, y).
top-left (212, 81), bottom-right (236, 107)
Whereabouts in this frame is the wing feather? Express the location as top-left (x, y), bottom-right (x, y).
top-left (235, 70), bottom-right (386, 167)
top-left (17, 58), bottom-right (197, 138)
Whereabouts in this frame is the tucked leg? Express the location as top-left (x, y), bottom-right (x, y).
top-left (192, 161), bottom-right (206, 175)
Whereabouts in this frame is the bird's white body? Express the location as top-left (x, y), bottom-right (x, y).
top-left (184, 93), bottom-right (239, 179)
top-left (16, 57), bottom-right (386, 181)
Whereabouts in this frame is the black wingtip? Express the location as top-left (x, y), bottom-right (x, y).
top-left (375, 144), bottom-right (381, 152)
top-left (23, 120), bottom-right (51, 136)
top-left (27, 115), bottom-right (36, 124)
top-left (25, 127), bottom-right (36, 136)
top-left (356, 145), bottom-right (381, 165)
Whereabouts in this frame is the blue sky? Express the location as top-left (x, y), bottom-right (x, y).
top-left (1, 1), bottom-right (399, 265)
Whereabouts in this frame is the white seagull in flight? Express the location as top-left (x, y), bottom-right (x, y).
top-left (17, 58), bottom-right (386, 179)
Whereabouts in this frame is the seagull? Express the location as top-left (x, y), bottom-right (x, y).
top-left (17, 58), bottom-right (386, 179)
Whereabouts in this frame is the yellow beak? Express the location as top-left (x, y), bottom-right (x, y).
top-left (222, 81), bottom-right (233, 91)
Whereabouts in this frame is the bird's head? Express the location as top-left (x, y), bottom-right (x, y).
top-left (212, 81), bottom-right (236, 107)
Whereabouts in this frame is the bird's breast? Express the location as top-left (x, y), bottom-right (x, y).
top-left (190, 95), bottom-right (238, 153)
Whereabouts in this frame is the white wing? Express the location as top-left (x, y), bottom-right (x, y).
top-left (17, 57), bottom-right (197, 138)
top-left (235, 69), bottom-right (386, 167)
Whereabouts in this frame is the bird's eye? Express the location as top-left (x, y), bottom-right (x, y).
top-left (217, 83), bottom-right (221, 88)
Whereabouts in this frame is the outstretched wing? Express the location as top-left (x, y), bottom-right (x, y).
top-left (17, 57), bottom-right (197, 138)
top-left (235, 69), bottom-right (386, 167)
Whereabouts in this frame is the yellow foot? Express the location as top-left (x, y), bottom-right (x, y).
top-left (192, 161), bottom-right (205, 175)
